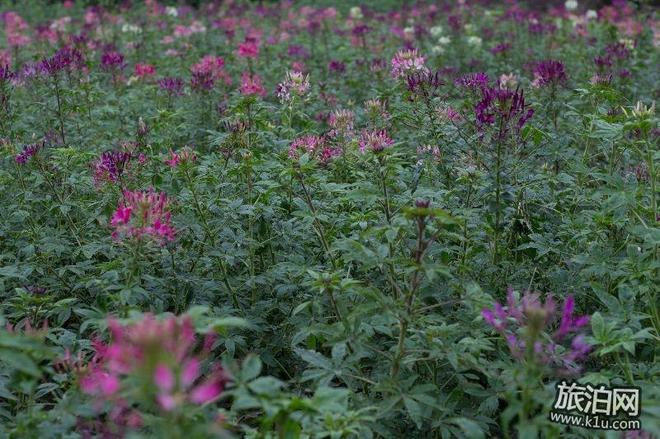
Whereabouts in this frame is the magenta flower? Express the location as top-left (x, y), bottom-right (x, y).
top-left (101, 51), bottom-right (126, 71)
top-left (15, 141), bottom-right (43, 165)
top-left (358, 129), bottom-right (394, 153)
top-left (239, 72), bottom-right (266, 97)
top-left (482, 289), bottom-right (592, 375)
top-left (531, 59), bottom-right (567, 87)
top-left (79, 314), bottom-right (229, 413)
top-left (390, 48), bottom-right (428, 79)
top-left (236, 40), bottom-right (259, 59)
top-left (134, 63), bottom-right (156, 79)
top-left (158, 77), bottom-right (185, 97)
top-left (110, 189), bottom-right (176, 244)
top-left (91, 150), bottom-right (132, 186)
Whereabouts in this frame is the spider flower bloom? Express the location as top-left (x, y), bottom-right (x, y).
top-left (165, 147), bottom-right (196, 168)
top-left (158, 77), bottom-right (185, 97)
top-left (134, 63), bottom-right (156, 79)
top-left (92, 150), bottom-right (132, 186)
top-left (236, 40), bottom-right (259, 59)
top-left (288, 134), bottom-right (324, 159)
top-left (79, 314), bottom-right (228, 411)
top-left (239, 72), bottom-right (266, 97)
top-left (110, 189), bottom-right (175, 243)
top-left (474, 86), bottom-right (534, 134)
top-left (455, 72), bottom-right (489, 90)
top-left (276, 70), bottom-right (310, 102)
top-left (15, 141), bottom-right (43, 165)
top-left (482, 289), bottom-right (591, 376)
top-left (191, 55), bottom-right (231, 86)
top-left (359, 129), bottom-right (394, 153)
top-left (328, 109), bottom-right (354, 133)
top-left (531, 59), bottom-right (567, 87)
top-left (190, 69), bottom-right (214, 92)
top-left (390, 48), bottom-right (428, 79)
top-left (101, 51), bottom-right (126, 71)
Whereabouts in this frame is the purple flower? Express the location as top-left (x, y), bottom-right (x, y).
top-left (158, 77), bottom-right (185, 97)
top-left (482, 290), bottom-right (592, 375)
top-left (92, 150), bottom-right (132, 186)
top-left (531, 59), bottom-right (567, 87)
top-left (328, 60), bottom-right (346, 74)
top-left (190, 70), bottom-right (214, 92)
top-left (474, 86), bottom-right (534, 134)
top-left (15, 142), bottom-right (44, 164)
top-left (455, 72), bottom-right (489, 90)
top-left (490, 43), bottom-right (511, 55)
top-left (101, 51), bottom-right (125, 71)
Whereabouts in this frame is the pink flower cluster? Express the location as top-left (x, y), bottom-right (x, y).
top-left (165, 147), bottom-right (197, 168)
top-left (80, 314), bottom-right (228, 412)
top-left (390, 48), bottom-right (428, 79)
top-left (358, 129), bottom-right (394, 153)
top-left (239, 72), bottom-right (266, 97)
top-left (92, 150), bottom-right (131, 186)
top-left (482, 289), bottom-right (591, 375)
top-left (236, 39), bottom-right (259, 59)
top-left (134, 63), bottom-right (156, 79)
top-left (289, 134), bottom-right (342, 164)
top-left (2, 11), bottom-right (31, 48)
top-left (276, 70), bottom-right (310, 102)
top-left (110, 189), bottom-right (176, 243)
top-left (191, 55), bottom-right (231, 86)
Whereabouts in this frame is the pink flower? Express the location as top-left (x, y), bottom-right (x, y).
top-left (236, 40), bottom-right (259, 58)
top-left (134, 63), bottom-right (156, 78)
top-left (482, 289), bottom-right (592, 375)
top-left (79, 314), bottom-right (229, 412)
top-left (189, 381), bottom-right (221, 404)
top-left (154, 364), bottom-right (175, 392)
top-left (165, 150), bottom-right (180, 167)
top-left (358, 129), bottom-right (394, 153)
top-left (239, 72), bottom-right (266, 97)
top-left (110, 190), bottom-right (176, 244)
top-left (390, 49), bottom-right (428, 79)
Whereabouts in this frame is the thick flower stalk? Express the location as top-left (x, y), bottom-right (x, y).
top-left (110, 189), bottom-right (176, 244)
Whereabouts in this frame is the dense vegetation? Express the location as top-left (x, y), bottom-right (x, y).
top-left (0, 0), bottom-right (658, 437)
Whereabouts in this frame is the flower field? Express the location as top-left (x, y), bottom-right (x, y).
top-left (0, 0), bottom-right (658, 437)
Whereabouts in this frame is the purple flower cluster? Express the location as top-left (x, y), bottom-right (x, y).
top-left (158, 77), bottom-right (185, 97)
top-left (531, 60), bottom-right (567, 87)
top-left (474, 86), bottom-right (534, 134)
top-left (15, 141), bottom-right (44, 165)
top-left (40, 46), bottom-right (85, 76)
top-left (406, 70), bottom-right (444, 98)
top-left (101, 51), bottom-right (126, 71)
top-left (92, 150), bottom-right (132, 186)
top-left (455, 72), bottom-right (489, 90)
top-left (483, 289), bottom-right (591, 375)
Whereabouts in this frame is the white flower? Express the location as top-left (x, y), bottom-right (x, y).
top-left (467, 36), bottom-right (482, 47)
top-left (431, 45), bottom-right (445, 54)
top-left (165, 6), bottom-right (178, 17)
top-left (586, 9), bottom-right (598, 20)
top-left (430, 25), bottom-right (444, 37)
top-left (349, 7), bottom-right (363, 20)
top-left (121, 23), bottom-right (142, 34)
top-left (404, 26), bottom-right (415, 37)
top-left (463, 24), bottom-right (474, 32)
top-left (438, 36), bottom-right (451, 45)
top-left (565, 0), bottom-right (578, 11)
